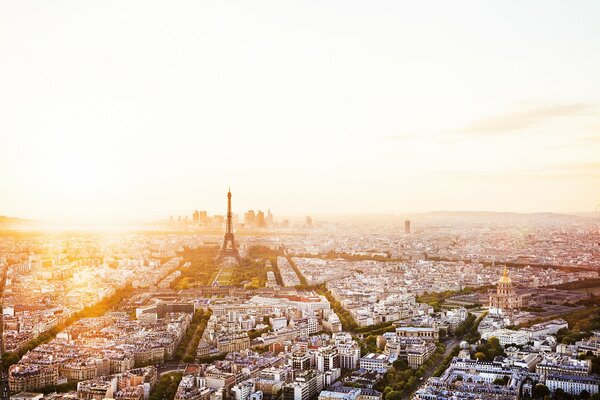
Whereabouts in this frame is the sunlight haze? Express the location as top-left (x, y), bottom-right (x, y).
top-left (1, 1), bottom-right (600, 221)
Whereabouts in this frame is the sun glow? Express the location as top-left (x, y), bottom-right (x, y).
top-left (1, 1), bottom-right (599, 220)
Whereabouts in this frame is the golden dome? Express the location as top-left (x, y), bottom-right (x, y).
top-left (498, 266), bottom-right (511, 285)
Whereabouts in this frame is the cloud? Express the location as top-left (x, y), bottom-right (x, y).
top-left (511, 162), bottom-right (600, 179)
top-left (423, 162), bottom-right (600, 181)
top-left (582, 123), bottom-right (600, 132)
top-left (549, 162), bottom-right (600, 173)
top-left (455, 103), bottom-right (591, 135)
top-left (582, 134), bottom-right (600, 143)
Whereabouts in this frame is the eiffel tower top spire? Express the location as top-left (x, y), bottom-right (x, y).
top-left (226, 188), bottom-right (233, 235)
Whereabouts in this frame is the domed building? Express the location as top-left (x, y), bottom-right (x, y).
top-left (489, 266), bottom-right (522, 311)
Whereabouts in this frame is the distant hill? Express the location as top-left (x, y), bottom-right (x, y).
top-left (0, 216), bottom-right (24, 223)
top-left (0, 215), bottom-right (34, 227)
top-left (424, 211), bottom-right (589, 220)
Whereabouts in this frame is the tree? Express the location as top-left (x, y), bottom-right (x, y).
top-left (385, 390), bottom-right (403, 400)
top-left (392, 359), bottom-right (409, 371)
top-left (487, 337), bottom-right (502, 352)
top-left (554, 388), bottom-right (573, 400)
top-left (474, 352), bottom-right (486, 360)
top-left (580, 390), bottom-right (591, 399)
top-left (493, 376), bottom-right (509, 385)
top-left (364, 335), bottom-right (378, 353)
top-left (532, 384), bottom-right (550, 399)
top-left (475, 336), bottom-right (505, 361)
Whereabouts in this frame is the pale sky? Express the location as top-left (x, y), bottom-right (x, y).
top-left (1, 1), bottom-right (600, 221)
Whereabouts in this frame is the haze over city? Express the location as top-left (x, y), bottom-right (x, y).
top-left (1, 1), bottom-right (600, 222)
top-left (2, 3), bottom-right (600, 400)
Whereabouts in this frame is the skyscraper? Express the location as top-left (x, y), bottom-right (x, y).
top-left (404, 219), bottom-right (411, 234)
top-left (199, 211), bottom-right (208, 224)
top-left (245, 210), bottom-right (256, 226)
top-left (257, 210), bottom-right (266, 228)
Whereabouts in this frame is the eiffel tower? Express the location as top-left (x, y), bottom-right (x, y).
top-left (217, 188), bottom-right (241, 263)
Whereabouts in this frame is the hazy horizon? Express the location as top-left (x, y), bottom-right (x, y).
top-left (2, 208), bottom-right (600, 227)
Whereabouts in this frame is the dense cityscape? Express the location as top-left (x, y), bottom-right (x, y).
top-left (3, 2), bottom-right (600, 400)
top-left (0, 191), bottom-right (599, 400)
